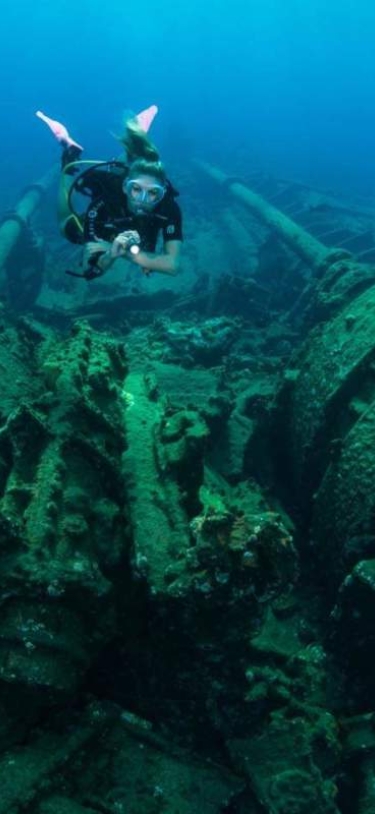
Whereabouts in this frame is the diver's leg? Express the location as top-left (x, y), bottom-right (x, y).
top-left (36, 111), bottom-right (83, 150)
top-left (35, 111), bottom-right (85, 242)
top-left (58, 170), bottom-right (84, 242)
top-left (58, 146), bottom-right (84, 242)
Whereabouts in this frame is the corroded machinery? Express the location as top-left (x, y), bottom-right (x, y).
top-left (198, 162), bottom-right (375, 612)
top-left (2, 162), bottom-right (375, 811)
top-left (196, 161), bottom-right (375, 812)
top-left (0, 319), bottom-right (128, 715)
top-left (0, 308), bottom-right (339, 814)
top-left (196, 165), bottom-right (375, 557)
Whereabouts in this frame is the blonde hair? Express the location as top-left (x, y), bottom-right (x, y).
top-left (120, 115), bottom-right (160, 163)
top-left (127, 158), bottom-right (166, 185)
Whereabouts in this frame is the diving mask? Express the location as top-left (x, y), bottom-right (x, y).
top-left (124, 178), bottom-right (166, 207)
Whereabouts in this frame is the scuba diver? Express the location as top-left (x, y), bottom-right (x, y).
top-left (36, 106), bottom-right (183, 280)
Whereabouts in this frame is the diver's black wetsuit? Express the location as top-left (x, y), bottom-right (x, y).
top-left (66, 164), bottom-right (183, 251)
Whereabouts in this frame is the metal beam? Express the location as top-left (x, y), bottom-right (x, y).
top-left (195, 160), bottom-right (347, 272)
top-left (0, 166), bottom-right (57, 271)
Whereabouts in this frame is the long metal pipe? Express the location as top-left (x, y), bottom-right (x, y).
top-left (0, 165), bottom-right (57, 269)
top-left (195, 160), bottom-right (336, 271)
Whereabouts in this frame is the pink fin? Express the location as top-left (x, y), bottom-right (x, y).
top-left (36, 110), bottom-right (83, 150)
top-left (135, 105), bottom-right (158, 133)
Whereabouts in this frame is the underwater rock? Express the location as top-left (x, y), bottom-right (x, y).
top-left (0, 701), bottom-right (118, 814)
top-left (11, 701), bottom-right (244, 814)
top-left (228, 714), bottom-right (340, 814)
top-left (155, 316), bottom-right (240, 366)
top-left (187, 493), bottom-right (297, 605)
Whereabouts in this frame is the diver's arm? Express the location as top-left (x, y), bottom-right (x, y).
top-left (90, 231), bottom-right (142, 275)
top-left (129, 240), bottom-right (182, 275)
top-left (84, 241), bottom-right (115, 275)
top-left (96, 249), bottom-right (116, 274)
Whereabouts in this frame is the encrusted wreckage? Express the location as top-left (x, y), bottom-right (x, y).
top-left (0, 164), bottom-right (375, 812)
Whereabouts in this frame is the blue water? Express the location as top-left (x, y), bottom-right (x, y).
top-left (1, 0), bottom-right (375, 208)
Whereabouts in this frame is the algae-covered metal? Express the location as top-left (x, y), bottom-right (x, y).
top-left (0, 166), bottom-right (57, 273)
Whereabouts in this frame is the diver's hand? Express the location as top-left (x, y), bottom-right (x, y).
top-left (83, 240), bottom-right (110, 265)
top-left (111, 230), bottom-right (141, 259)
